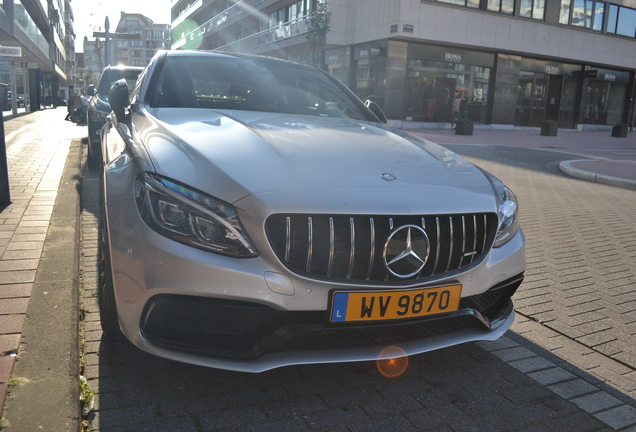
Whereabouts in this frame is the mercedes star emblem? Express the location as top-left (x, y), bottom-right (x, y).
top-left (383, 225), bottom-right (430, 278)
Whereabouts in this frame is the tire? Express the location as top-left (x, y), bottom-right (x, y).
top-left (98, 176), bottom-right (124, 341)
top-left (87, 125), bottom-right (101, 170)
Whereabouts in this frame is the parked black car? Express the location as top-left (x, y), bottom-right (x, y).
top-left (86, 65), bottom-right (143, 168)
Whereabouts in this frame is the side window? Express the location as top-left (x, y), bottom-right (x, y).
top-left (130, 69), bottom-right (146, 103)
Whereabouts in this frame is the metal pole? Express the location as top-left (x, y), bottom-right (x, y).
top-left (105, 17), bottom-right (111, 67)
top-left (0, 109), bottom-right (11, 206)
top-left (9, 60), bottom-right (17, 115)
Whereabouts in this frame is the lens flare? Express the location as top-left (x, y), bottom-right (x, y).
top-left (376, 346), bottom-right (409, 378)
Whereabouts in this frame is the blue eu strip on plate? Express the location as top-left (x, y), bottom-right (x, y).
top-left (331, 292), bottom-right (349, 322)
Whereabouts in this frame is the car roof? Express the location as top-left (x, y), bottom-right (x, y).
top-left (161, 50), bottom-right (301, 67)
top-left (102, 65), bottom-right (145, 72)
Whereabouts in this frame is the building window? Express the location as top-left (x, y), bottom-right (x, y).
top-left (146, 30), bottom-right (165, 39)
top-left (560, 0), bottom-right (605, 30)
top-left (122, 18), bottom-right (143, 29)
top-left (487, 0), bottom-right (515, 14)
top-left (131, 50), bottom-right (143, 57)
top-left (437, 0), bottom-right (479, 9)
top-left (434, 0), bottom-right (515, 14)
top-left (607, 4), bottom-right (636, 37)
top-left (520, 0), bottom-right (545, 19)
top-left (406, 58), bottom-right (491, 124)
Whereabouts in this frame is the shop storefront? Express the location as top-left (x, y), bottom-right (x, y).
top-left (582, 68), bottom-right (630, 126)
top-left (326, 40), bottom-right (632, 129)
top-left (513, 58), bottom-right (580, 128)
top-left (404, 44), bottom-right (494, 124)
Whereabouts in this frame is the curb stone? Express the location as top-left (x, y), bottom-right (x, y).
top-left (559, 160), bottom-right (636, 190)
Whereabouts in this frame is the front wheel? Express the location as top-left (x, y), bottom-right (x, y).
top-left (86, 125), bottom-right (101, 170)
top-left (98, 180), bottom-right (123, 340)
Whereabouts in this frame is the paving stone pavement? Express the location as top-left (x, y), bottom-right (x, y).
top-left (1, 109), bottom-right (636, 430)
top-left (0, 108), bottom-right (85, 418)
top-left (78, 133), bottom-right (636, 430)
top-left (449, 145), bottom-right (636, 374)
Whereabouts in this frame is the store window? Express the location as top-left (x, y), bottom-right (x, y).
top-left (607, 4), bottom-right (636, 37)
top-left (406, 59), bottom-right (491, 123)
top-left (520, 0), bottom-right (545, 19)
top-left (513, 60), bottom-right (579, 128)
top-left (584, 80), bottom-right (626, 125)
top-left (352, 43), bottom-right (388, 111)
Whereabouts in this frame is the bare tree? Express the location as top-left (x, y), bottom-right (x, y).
top-left (94, 38), bottom-right (104, 73)
top-left (305, 1), bottom-right (331, 68)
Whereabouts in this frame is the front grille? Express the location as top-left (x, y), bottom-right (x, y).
top-left (265, 213), bottom-right (498, 283)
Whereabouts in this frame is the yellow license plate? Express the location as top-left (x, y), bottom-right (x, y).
top-left (330, 284), bottom-right (462, 323)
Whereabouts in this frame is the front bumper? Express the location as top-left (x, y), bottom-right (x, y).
top-left (106, 197), bottom-right (525, 372)
top-left (140, 272), bottom-right (522, 360)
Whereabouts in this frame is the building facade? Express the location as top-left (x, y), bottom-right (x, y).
top-left (114, 12), bottom-right (171, 67)
top-left (171, 0), bottom-right (636, 129)
top-left (0, 0), bottom-right (75, 112)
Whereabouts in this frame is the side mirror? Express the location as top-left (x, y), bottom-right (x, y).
top-left (87, 85), bottom-right (96, 97)
top-left (108, 79), bottom-right (130, 121)
top-left (364, 100), bottom-right (387, 123)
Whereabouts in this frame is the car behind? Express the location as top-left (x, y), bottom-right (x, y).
top-left (87, 65), bottom-right (143, 168)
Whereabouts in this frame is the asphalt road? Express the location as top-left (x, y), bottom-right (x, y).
top-left (77, 131), bottom-right (636, 430)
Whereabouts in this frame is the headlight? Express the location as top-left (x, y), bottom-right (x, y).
top-left (482, 171), bottom-right (519, 248)
top-left (90, 100), bottom-right (111, 122)
top-left (90, 109), bottom-right (110, 122)
top-left (135, 173), bottom-right (258, 258)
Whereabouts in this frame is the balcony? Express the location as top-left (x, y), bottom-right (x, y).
top-left (173, 9), bottom-right (310, 52)
top-left (215, 19), bottom-right (309, 53)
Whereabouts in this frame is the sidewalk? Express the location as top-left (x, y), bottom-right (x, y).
top-left (0, 108), bottom-right (85, 427)
top-left (403, 126), bottom-right (636, 189)
top-left (0, 112), bottom-right (634, 430)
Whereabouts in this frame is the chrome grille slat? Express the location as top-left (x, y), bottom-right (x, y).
top-left (445, 216), bottom-right (454, 273)
top-left (366, 218), bottom-right (375, 281)
top-left (285, 216), bottom-right (291, 262)
top-left (306, 217), bottom-right (313, 272)
top-left (459, 216), bottom-right (466, 268)
top-left (483, 214), bottom-right (487, 251)
top-left (327, 217), bottom-right (334, 277)
top-left (346, 218), bottom-right (355, 279)
top-left (432, 217), bottom-right (440, 275)
top-left (471, 215), bottom-right (478, 264)
top-left (266, 213), bottom-right (496, 284)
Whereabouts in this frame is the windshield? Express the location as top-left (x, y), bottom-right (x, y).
top-left (97, 69), bottom-right (142, 95)
top-left (149, 55), bottom-right (369, 120)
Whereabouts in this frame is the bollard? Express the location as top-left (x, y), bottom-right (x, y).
top-left (0, 109), bottom-right (11, 206)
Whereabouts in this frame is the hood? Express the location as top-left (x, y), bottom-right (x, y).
top-left (136, 108), bottom-right (496, 213)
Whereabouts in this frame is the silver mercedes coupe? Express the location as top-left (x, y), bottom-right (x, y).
top-left (98, 50), bottom-right (525, 372)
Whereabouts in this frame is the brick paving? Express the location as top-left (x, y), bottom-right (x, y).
top-left (448, 145), bottom-right (636, 373)
top-left (0, 108), bottom-right (84, 417)
top-left (2, 110), bottom-right (636, 430)
top-left (78, 127), bottom-right (636, 430)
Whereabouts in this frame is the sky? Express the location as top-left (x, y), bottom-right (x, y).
top-left (72, 0), bottom-right (172, 52)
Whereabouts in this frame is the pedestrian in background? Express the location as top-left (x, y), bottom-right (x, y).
top-left (451, 93), bottom-right (461, 129)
